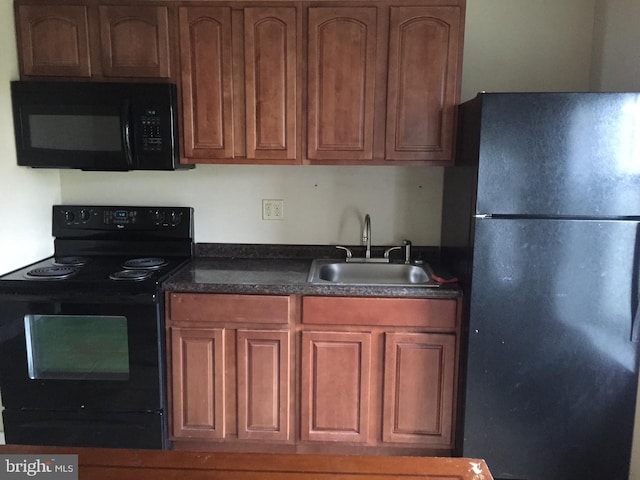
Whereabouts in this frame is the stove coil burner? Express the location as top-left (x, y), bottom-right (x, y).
top-left (26, 265), bottom-right (79, 280)
top-left (53, 256), bottom-right (91, 267)
top-left (122, 257), bottom-right (167, 270)
top-left (109, 270), bottom-right (154, 281)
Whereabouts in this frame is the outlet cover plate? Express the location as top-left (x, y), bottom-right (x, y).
top-left (262, 199), bottom-right (284, 220)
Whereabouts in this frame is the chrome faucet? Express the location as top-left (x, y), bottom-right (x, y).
top-left (362, 214), bottom-right (371, 259)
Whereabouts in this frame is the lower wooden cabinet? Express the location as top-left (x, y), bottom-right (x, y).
top-left (167, 293), bottom-right (294, 444)
top-left (166, 292), bottom-right (461, 455)
top-left (236, 329), bottom-right (291, 441)
top-left (383, 332), bottom-right (456, 446)
top-left (301, 331), bottom-right (372, 443)
top-left (170, 326), bottom-right (225, 439)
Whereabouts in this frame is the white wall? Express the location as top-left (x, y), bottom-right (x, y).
top-left (0, 0), bottom-right (60, 276)
top-left (60, 166), bottom-right (443, 246)
top-left (461, 0), bottom-right (595, 101)
top-left (590, 0), bottom-right (640, 92)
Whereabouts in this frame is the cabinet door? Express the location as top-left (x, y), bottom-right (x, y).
top-left (179, 7), bottom-right (234, 159)
top-left (99, 5), bottom-right (171, 78)
top-left (16, 4), bottom-right (91, 77)
top-left (244, 8), bottom-right (298, 160)
top-left (301, 331), bottom-right (371, 443)
top-left (237, 329), bottom-right (291, 441)
top-left (307, 7), bottom-right (379, 161)
top-left (385, 6), bottom-right (462, 163)
top-left (170, 327), bottom-right (226, 440)
top-left (383, 332), bottom-right (455, 446)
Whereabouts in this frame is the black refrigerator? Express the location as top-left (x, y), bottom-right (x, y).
top-left (441, 92), bottom-right (640, 480)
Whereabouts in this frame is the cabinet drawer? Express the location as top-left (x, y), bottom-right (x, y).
top-left (169, 293), bottom-right (291, 324)
top-left (302, 296), bottom-right (458, 330)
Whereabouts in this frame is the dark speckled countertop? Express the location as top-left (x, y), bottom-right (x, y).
top-left (163, 244), bottom-right (461, 299)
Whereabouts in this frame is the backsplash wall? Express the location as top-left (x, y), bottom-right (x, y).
top-left (60, 165), bottom-right (444, 246)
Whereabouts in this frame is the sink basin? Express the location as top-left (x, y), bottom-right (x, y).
top-left (307, 259), bottom-right (439, 287)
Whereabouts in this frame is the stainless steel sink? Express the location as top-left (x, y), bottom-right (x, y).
top-left (307, 259), bottom-right (439, 287)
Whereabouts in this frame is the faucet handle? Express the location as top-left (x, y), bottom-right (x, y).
top-left (402, 239), bottom-right (412, 264)
top-left (336, 245), bottom-right (353, 260)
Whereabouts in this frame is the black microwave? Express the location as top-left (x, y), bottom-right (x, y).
top-left (11, 81), bottom-right (192, 171)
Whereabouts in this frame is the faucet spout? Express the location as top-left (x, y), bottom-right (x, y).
top-left (362, 214), bottom-right (371, 259)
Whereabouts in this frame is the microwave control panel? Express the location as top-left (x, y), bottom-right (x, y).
top-left (140, 108), bottom-right (163, 152)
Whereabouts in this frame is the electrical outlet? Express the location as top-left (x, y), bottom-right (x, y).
top-left (262, 199), bottom-right (284, 220)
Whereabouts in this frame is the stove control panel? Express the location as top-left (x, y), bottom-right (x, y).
top-left (52, 205), bottom-right (194, 238)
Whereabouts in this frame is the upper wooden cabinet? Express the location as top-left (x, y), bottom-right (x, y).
top-left (16, 4), bottom-right (91, 77)
top-left (179, 6), bottom-right (234, 159)
top-left (99, 5), bottom-right (171, 78)
top-left (385, 6), bottom-right (463, 163)
top-left (306, 3), bottom-right (463, 165)
top-left (306, 6), bottom-right (382, 162)
top-left (176, 0), bottom-right (462, 165)
top-left (179, 5), bottom-right (298, 163)
top-left (15, 2), bottom-right (174, 80)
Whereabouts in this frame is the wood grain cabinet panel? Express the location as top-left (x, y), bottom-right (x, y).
top-left (302, 296), bottom-right (458, 331)
top-left (16, 4), bottom-right (91, 77)
top-left (179, 6), bottom-right (298, 162)
top-left (383, 332), bottom-right (455, 447)
top-left (301, 331), bottom-right (371, 443)
top-left (99, 5), bottom-right (171, 78)
top-left (16, 3), bottom-right (174, 80)
top-left (237, 329), bottom-right (291, 440)
top-left (244, 8), bottom-right (297, 160)
top-left (167, 293), bottom-right (294, 447)
top-left (170, 327), bottom-right (226, 440)
top-left (385, 6), bottom-right (463, 163)
top-left (307, 7), bottom-right (379, 161)
top-left (168, 293), bottom-right (292, 324)
top-left (179, 6), bottom-right (234, 159)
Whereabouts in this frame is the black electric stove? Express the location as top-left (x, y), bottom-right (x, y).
top-left (0, 205), bottom-right (193, 449)
top-left (1, 255), bottom-right (191, 298)
top-left (0, 205), bottom-right (193, 297)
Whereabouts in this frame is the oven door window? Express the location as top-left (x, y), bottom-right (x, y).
top-left (24, 315), bottom-right (130, 381)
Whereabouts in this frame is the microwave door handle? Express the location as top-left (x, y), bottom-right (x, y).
top-left (121, 99), bottom-right (134, 168)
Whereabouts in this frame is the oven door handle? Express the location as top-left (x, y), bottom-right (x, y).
top-left (121, 99), bottom-right (134, 168)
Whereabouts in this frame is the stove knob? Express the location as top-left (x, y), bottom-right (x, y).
top-left (64, 210), bottom-right (75, 223)
top-left (153, 210), bottom-right (165, 225)
top-left (170, 211), bottom-right (181, 226)
top-left (80, 209), bottom-right (91, 222)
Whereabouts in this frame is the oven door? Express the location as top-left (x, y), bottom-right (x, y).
top-left (0, 297), bottom-right (165, 413)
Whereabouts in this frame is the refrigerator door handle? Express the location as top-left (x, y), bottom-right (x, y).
top-left (633, 226), bottom-right (640, 343)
